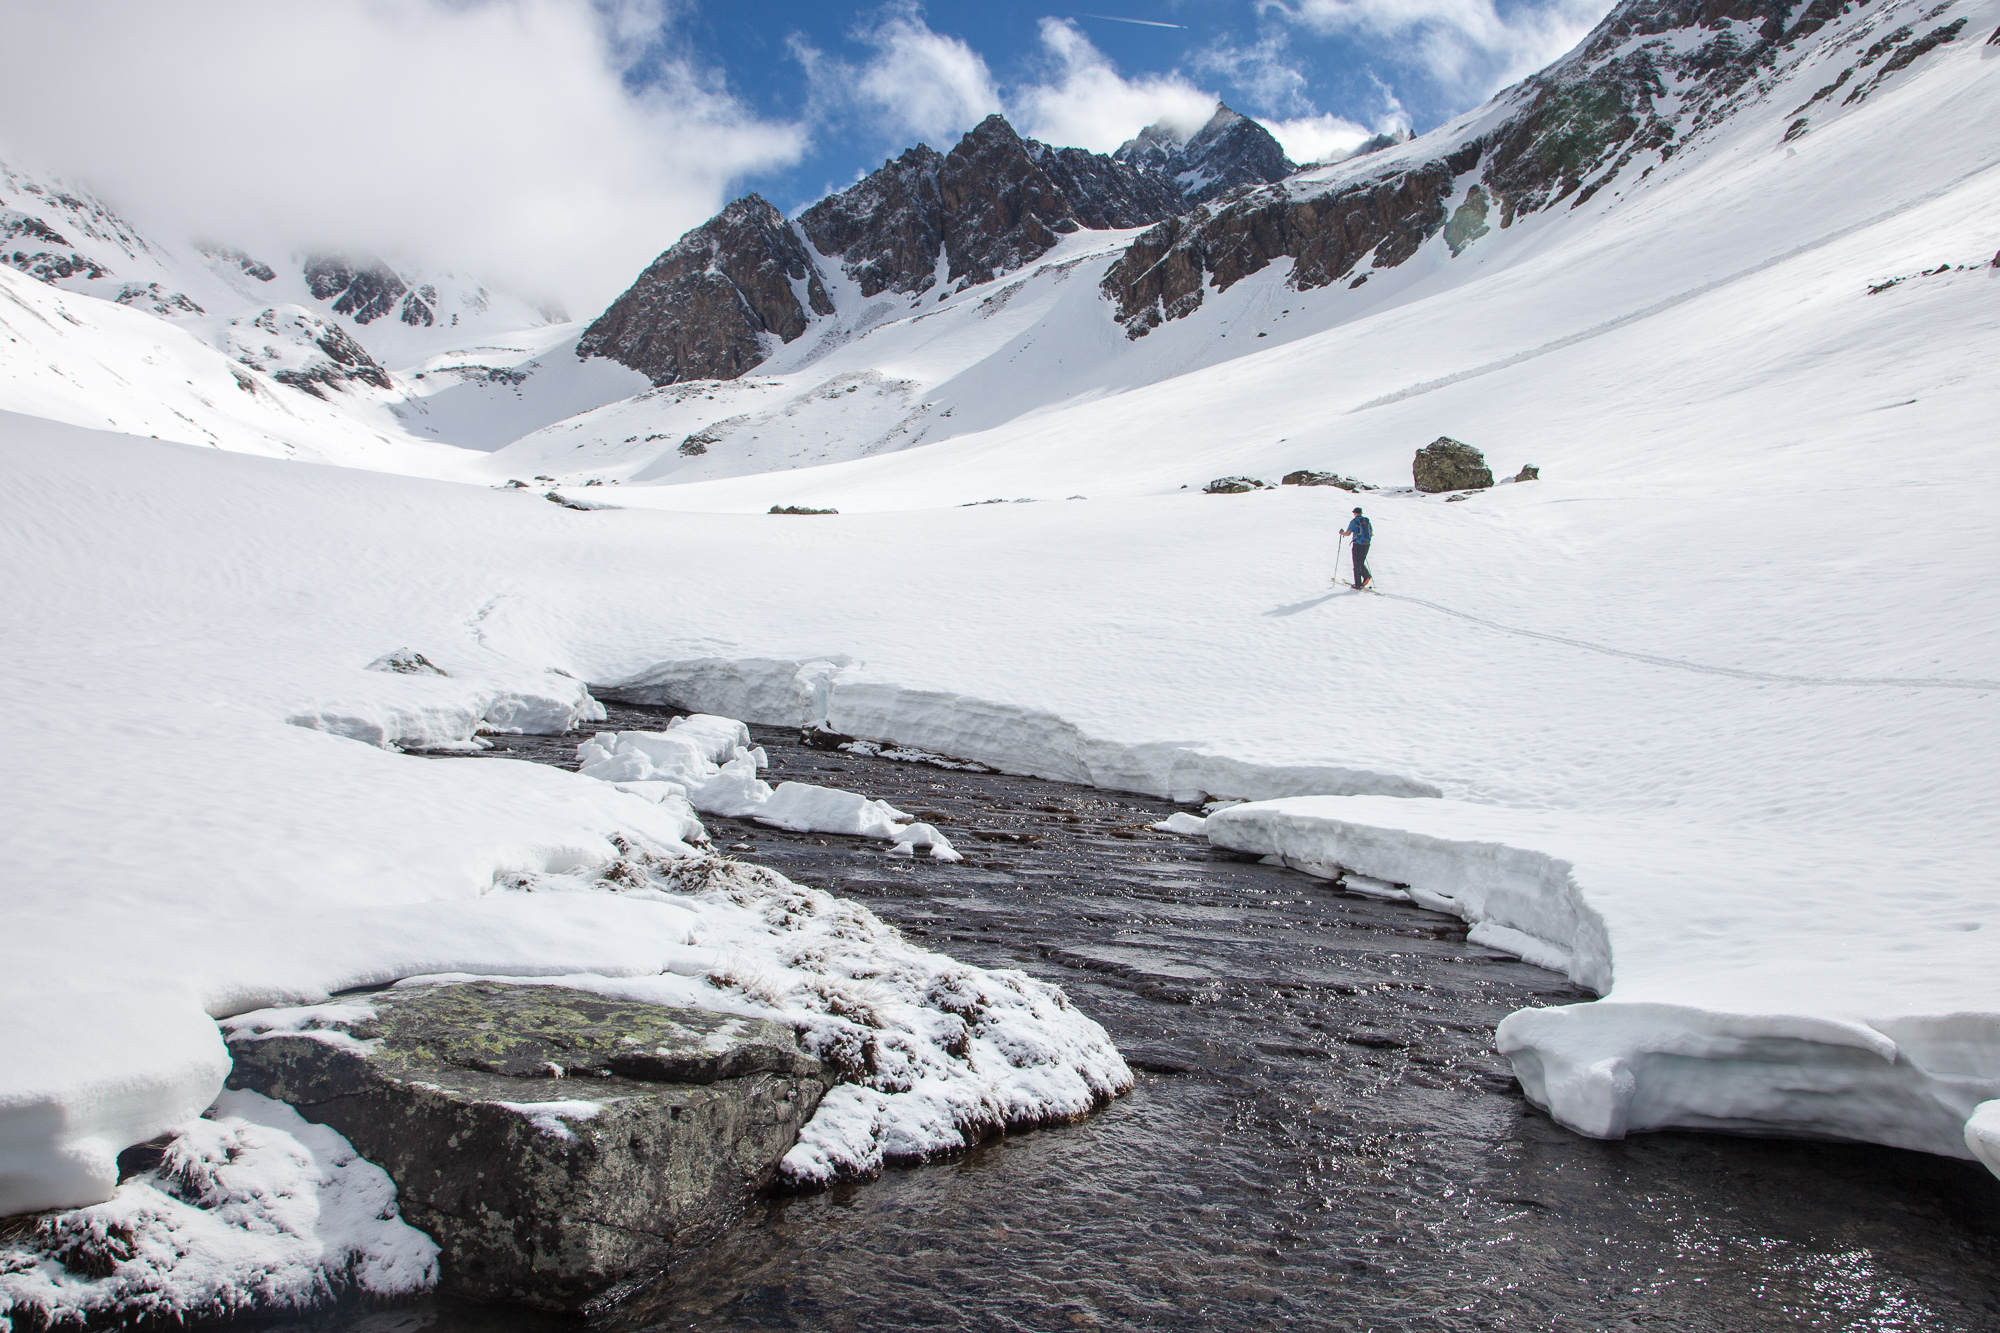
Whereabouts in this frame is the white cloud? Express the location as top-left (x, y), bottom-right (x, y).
top-left (1261, 114), bottom-right (1376, 163)
top-left (0, 0), bottom-right (806, 311)
top-left (1012, 20), bottom-right (1219, 153)
top-left (1193, 34), bottom-right (1318, 117)
top-left (1270, 0), bottom-right (1610, 97)
top-left (855, 15), bottom-right (1004, 143)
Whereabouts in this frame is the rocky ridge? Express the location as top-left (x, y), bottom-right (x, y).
top-left (1113, 105), bottom-right (1296, 205)
top-left (578, 109), bottom-right (1288, 387)
top-left (1103, 0), bottom-right (1967, 334)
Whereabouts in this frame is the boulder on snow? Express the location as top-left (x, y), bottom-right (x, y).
top-left (224, 983), bottom-right (830, 1311)
top-left (1412, 438), bottom-right (1494, 493)
top-left (1280, 470), bottom-right (1370, 490)
top-left (1512, 465), bottom-right (1540, 482)
top-left (1204, 476), bottom-right (1270, 494)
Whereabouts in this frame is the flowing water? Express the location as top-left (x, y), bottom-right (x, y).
top-left (249, 703), bottom-right (2000, 1332)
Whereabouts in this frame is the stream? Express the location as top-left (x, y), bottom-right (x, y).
top-left (250, 702), bottom-right (2000, 1332)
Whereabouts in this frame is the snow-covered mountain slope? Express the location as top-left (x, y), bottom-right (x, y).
top-left (0, 155), bottom-right (646, 464)
top-left (487, 0), bottom-right (1998, 494)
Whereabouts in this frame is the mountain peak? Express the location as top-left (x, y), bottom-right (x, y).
top-left (1114, 103), bottom-right (1295, 205)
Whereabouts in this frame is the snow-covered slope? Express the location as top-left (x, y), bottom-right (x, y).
top-left (483, 0), bottom-right (1998, 495)
top-left (0, 155), bottom-right (647, 465)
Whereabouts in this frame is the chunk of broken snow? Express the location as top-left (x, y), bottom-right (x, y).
top-left (0, 1090), bottom-right (436, 1326)
top-left (756, 782), bottom-right (910, 838)
top-left (1152, 811), bottom-right (1207, 836)
top-left (665, 713), bottom-right (754, 763)
top-left (889, 822), bottom-right (963, 861)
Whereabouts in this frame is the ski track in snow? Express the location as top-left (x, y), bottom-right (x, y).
top-left (1349, 153), bottom-right (2000, 414)
top-left (1372, 590), bottom-right (2000, 691)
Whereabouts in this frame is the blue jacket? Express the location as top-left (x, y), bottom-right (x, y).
top-left (1345, 515), bottom-right (1372, 544)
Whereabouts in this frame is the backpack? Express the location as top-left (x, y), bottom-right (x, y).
top-left (1351, 516), bottom-right (1372, 544)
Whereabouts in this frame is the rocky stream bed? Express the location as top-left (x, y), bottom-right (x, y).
top-left (227, 702), bottom-right (2000, 1333)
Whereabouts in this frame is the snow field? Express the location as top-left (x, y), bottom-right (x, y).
top-left (0, 1090), bottom-right (437, 1328)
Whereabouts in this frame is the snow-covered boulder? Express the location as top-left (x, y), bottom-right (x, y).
top-left (0, 1090), bottom-right (436, 1327)
top-left (223, 983), bottom-right (829, 1310)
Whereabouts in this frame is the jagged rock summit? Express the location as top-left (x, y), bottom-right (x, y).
top-left (1113, 104), bottom-right (1296, 204)
top-left (578, 110), bottom-right (1280, 387)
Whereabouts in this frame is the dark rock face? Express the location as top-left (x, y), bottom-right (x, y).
top-left (255, 307), bottom-right (393, 394)
top-left (1413, 438), bottom-right (1494, 492)
top-left (1512, 465), bottom-right (1541, 482)
top-left (401, 283), bottom-right (438, 327)
top-left (797, 115), bottom-right (1183, 299)
top-left (3, 247), bottom-right (107, 283)
top-left (1205, 476), bottom-right (1270, 494)
top-left (304, 255), bottom-right (409, 325)
top-left (578, 195), bottom-right (833, 386)
top-left (1106, 163), bottom-right (1457, 336)
top-left (226, 982), bottom-right (830, 1311)
top-left (798, 145), bottom-right (947, 299)
top-left (1102, 0), bottom-right (1866, 335)
top-left (587, 115), bottom-right (1187, 384)
top-left (1114, 105), bottom-right (1296, 204)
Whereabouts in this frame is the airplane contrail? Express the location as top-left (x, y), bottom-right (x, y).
top-left (1072, 13), bottom-right (1187, 27)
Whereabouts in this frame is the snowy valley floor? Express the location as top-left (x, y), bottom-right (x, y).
top-left (3, 390), bottom-right (1998, 1201)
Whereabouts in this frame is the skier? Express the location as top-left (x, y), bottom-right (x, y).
top-left (1343, 507), bottom-right (1373, 589)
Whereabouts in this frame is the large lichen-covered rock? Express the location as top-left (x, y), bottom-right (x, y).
top-left (1204, 476), bottom-right (1270, 494)
top-left (1413, 438), bottom-right (1495, 492)
top-left (224, 983), bottom-right (829, 1311)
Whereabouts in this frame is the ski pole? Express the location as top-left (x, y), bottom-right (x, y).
top-left (1336, 531), bottom-right (1346, 584)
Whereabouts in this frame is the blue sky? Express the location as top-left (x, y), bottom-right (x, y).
top-left (657, 0), bottom-right (1613, 212)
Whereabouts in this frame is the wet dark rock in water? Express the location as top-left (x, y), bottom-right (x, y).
top-left (288, 704), bottom-right (2000, 1331)
top-left (226, 982), bottom-right (829, 1312)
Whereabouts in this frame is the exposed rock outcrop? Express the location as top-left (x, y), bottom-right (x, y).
top-left (1105, 163), bottom-right (1459, 336)
top-left (219, 306), bottom-right (392, 397)
top-left (1282, 470), bottom-right (1369, 490)
top-left (225, 983), bottom-right (831, 1311)
top-left (304, 255), bottom-right (409, 325)
top-left (578, 195), bottom-right (834, 385)
top-left (584, 115), bottom-right (1189, 385)
top-left (1204, 476), bottom-right (1270, 494)
top-left (1413, 438), bottom-right (1494, 492)
top-left (1114, 105), bottom-right (1295, 204)
top-left (798, 114), bottom-right (1184, 300)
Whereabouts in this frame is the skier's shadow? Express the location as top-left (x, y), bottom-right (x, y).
top-left (1263, 591), bottom-right (1349, 617)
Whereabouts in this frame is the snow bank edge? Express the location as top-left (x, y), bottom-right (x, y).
top-left (1204, 797), bottom-right (2000, 1170)
top-left (602, 656), bottom-right (1441, 803)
